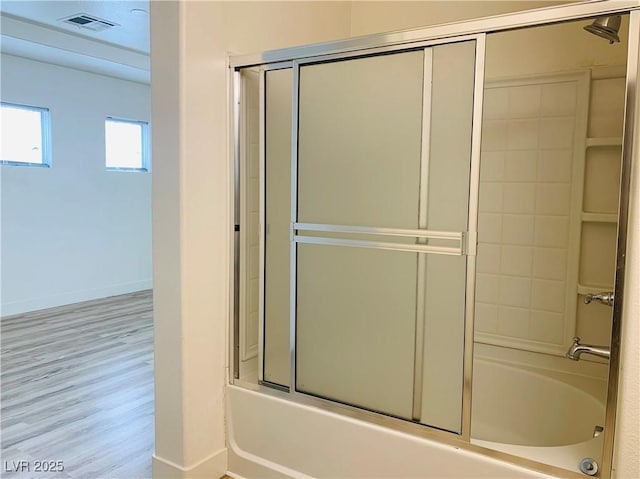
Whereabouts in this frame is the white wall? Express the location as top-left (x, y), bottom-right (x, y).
top-left (150, 2), bottom-right (352, 477)
top-left (0, 54), bottom-right (151, 317)
top-left (349, 1), bottom-right (573, 36)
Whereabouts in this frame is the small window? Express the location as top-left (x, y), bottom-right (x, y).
top-left (1, 102), bottom-right (51, 167)
top-left (105, 117), bottom-right (150, 171)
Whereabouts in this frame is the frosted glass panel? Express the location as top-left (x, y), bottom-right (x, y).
top-left (296, 244), bottom-right (417, 419)
top-left (419, 40), bottom-right (475, 433)
top-left (426, 41), bottom-right (475, 232)
top-left (420, 254), bottom-right (467, 432)
top-left (297, 51), bottom-right (424, 228)
top-left (293, 42), bottom-right (476, 430)
top-left (264, 69), bottom-right (293, 386)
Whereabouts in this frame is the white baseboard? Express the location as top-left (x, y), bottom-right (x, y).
top-left (152, 449), bottom-right (227, 479)
top-left (0, 280), bottom-right (152, 317)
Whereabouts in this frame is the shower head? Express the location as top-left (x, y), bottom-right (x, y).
top-left (584, 15), bottom-right (621, 44)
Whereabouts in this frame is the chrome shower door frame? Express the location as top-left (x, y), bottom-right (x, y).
top-left (286, 35), bottom-right (482, 437)
top-left (229, 2), bottom-right (640, 478)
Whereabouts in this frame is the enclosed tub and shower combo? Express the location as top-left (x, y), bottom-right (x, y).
top-left (228, 2), bottom-right (637, 478)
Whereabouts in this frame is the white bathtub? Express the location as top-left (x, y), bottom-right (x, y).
top-left (471, 357), bottom-right (608, 474)
top-left (227, 385), bottom-right (555, 479)
top-left (227, 356), bottom-right (608, 478)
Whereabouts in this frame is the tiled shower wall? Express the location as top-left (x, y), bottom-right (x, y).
top-left (239, 69), bottom-right (260, 378)
top-left (476, 78), bottom-right (580, 351)
top-left (476, 70), bottom-right (625, 357)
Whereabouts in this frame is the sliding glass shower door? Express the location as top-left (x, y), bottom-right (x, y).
top-left (261, 39), bottom-right (479, 434)
top-left (295, 50), bottom-right (424, 421)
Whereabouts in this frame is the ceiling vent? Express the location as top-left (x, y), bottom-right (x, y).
top-left (60, 14), bottom-right (119, 32)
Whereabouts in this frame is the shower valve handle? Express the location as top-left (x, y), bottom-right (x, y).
top-left (584, 291), bottom-right (614, 306)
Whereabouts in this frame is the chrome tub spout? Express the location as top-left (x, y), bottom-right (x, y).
top-left (566, 337), bottom-right (610, 361)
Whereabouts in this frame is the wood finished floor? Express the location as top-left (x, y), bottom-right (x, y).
top-left (1, 291), bottom-right (154, 479)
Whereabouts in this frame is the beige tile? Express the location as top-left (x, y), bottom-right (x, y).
top-left (497, 306), bottom-right (530, 339)
top-left (530, 310), bottom-right (564, 344)
top-left (250, 278), bottom-right (259, 308)
top-left (249, 177), bottom-right (260, 210)
top-left (531, 279), bottom-right (566, 313)
top-left (508, 85), bottom-right (541, 118)
top-left (532, 248), bottom-right (567, 281)
top-left (503, 183), bottom-right (536, 214)
top-left (247, 106), bottom-right (260, 144)
top-left (500, 245), bottom-right (533, 277)
top-left (475, 303), bottom-right (499, 333)
top-left (248, 211), bottom-right (259, 239)
top-left (477, 244), bottom-right (501, 274)
top-left (536, 183), bottom-right (571, 215)
top-left (248, 146), bottom-right (260, 179)
top-left (480, 151), bottom-right (505, 181)
top-left (482, 119), bottom-right (507, 150)
top-left (502, 214), bottom-right (534, 245)
top-left (537, 149), bottom-right (572, 183)
top-left (478, 213), bottom-right (503, 244)
top-left (507, 119), bottom-right (539, 150)
top-left (541, 82), bottom-right (577, 117)
top-left (539, 117), bottom-right (575, 149)
top-left (534, 216), bottom-right (569, 247)
top-left (476, 273), bottom-right (500, 303)
top-left (483, 88), bottom-right (509, 120)
top-left (504, 150), bottom-right (537, 182)
top-left (479, 183), bottom-right (503, 213)
top-left (249, 244), bottom-right (259, 278)
top-left (499, 276), bottom-right (531, 308)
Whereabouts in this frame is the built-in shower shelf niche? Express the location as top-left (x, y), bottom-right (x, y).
top-left (583, 142), bottom-right (622, 215)
top-left (579, 135), bottom-right (622, 290)
top-left (571, 70), bottom-right (625, 350)
top-left (579, 140), bottom-right (620, 295)
top-left (579, 219), bottom-right (618, 289)
top-left (586, 136), bottom-right (623, 147)
top-left (581, 212), bottom-right (618, 223)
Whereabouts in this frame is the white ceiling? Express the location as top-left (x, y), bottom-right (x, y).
top-left (1, 0), bottom-right (149, 53)
top-left (0, 1), bottom-right (150, 83)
